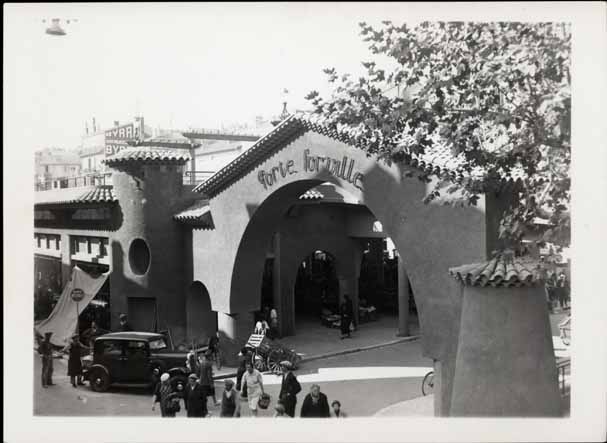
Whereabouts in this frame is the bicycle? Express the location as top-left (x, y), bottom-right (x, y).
top-left (421, 371), bottom-right (434, 396)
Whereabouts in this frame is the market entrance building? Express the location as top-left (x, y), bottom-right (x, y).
top-left (186, 114), bottom-right (496, 413)
top-left (35, 113), bottom-right (561, 416)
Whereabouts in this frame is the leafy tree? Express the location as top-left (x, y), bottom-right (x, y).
top-left (306, 22), bottom-right (570, 260)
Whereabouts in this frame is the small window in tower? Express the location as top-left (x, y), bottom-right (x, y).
top-left (129, 238), bottom-right (151, 275)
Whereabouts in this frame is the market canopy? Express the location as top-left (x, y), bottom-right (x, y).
top-left (35, 266), bottom-right (109, 347)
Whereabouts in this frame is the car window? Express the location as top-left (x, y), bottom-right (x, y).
top-left (149, 338), bottom-right (168, 351)
top-left (100, 341), bottom-right (123, 356)
top-left (126, 341), bottom-right (148, 357)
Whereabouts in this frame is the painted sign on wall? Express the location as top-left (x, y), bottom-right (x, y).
top-left (105, 118), bottom-right (144, 157)
top-left (257, 149), bottom-right (364, 190)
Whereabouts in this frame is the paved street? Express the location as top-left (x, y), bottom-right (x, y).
top-left (34, 311), bottom-right (570, 418)
top-left (34, 338), bottom-right (432, 417)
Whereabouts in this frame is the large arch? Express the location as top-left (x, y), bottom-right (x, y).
top-left (192, 130), bottom-right (488, 413)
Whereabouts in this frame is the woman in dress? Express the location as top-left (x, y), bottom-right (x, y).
top-left (242, 361), bottom-right (264, 417)
top-left (152, 373), bottom-right (180, 417)
top-left (220, 379), bottom-right (241, 417)
top-left (62, 333), bottom-right (89, 387)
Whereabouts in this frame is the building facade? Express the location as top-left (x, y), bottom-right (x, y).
top-left (36, 113), bottom-right (540, 415)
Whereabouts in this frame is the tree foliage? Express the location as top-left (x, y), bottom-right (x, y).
top-left (306, 22), bottom-right (571, 258)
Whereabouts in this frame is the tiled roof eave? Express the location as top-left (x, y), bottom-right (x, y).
top-left (449, 255), bottom-right (542, 289)
top-left (194, 113), bottom-right (536, 198)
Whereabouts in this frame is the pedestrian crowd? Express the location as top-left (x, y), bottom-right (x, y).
top-left (36, 312), bottom-right (349, 418)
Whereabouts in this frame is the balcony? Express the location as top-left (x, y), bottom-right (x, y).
top-left (35, 173), bottom-right (112, 192)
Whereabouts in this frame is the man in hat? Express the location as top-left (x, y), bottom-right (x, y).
top-left (118, 314), bottom-right (133, 332)
top-left (184, 373), bottom-right (207, 417)
top-left (220, 379), bottom-right (241, 417)
top-left (278, 360), bottom-right (301, 417)
top-left (37, 331), bottom-right (54, 387)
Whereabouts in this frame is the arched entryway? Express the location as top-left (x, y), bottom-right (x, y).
top-left (186, 281), bottom-right (217, 348)
top-left (193, 128), bottom-right (488, 412)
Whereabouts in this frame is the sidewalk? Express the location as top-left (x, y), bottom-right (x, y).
top-left (214, 314), bottom-right (421, 379)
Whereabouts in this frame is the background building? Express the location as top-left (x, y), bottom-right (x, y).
top-left (34, 147), bottom-right (81, 190)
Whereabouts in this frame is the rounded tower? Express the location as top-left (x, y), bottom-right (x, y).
top-left (105, 147), bottom-right (190, 344)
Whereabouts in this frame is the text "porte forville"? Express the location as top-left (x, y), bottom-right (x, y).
top-left (258, 149), bottom-right (364, 190)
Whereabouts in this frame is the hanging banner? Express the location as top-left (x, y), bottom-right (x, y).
top-left (35, 266), bottom-right (109, 347)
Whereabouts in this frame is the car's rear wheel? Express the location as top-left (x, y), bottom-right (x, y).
top-left (89, 368), bottom-right (110, 392)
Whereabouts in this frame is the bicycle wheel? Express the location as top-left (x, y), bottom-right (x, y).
top-left (422, 371), bottom-right (434, 396)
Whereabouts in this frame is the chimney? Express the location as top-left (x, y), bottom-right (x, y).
top-left (92, 117), bottom-right (97, 132)
top-left (114, 121), bottom-right (120, 127)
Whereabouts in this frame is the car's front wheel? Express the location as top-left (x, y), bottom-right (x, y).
top-left (89, 368), bottom-right (110, 392)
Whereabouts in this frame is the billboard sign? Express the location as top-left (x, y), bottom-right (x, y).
top-left (105, 118), bottom-right (144, 157)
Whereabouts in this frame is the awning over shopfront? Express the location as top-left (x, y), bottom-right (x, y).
top-left (35, 266), bottom-right (109, 347)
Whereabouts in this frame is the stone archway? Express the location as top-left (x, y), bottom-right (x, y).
top-left (186, 281), bottom-right (216, 348)
top-left (192, 129), bottom-right (488, 412)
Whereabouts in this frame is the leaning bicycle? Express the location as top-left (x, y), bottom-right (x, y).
top-left (421, 371), bottom-right (434, 396)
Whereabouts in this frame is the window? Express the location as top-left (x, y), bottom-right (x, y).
top-left (56, 237), bottom-right (61, 250)
top-left (126, 341), bottom-right (148, 357)
top-left (149, 338), bottom-right (168, 351)
top-left (46, 237), bottom-right (50, 249)
top-left (72, 237), bottom-right (80, 253)
top-left (36, 235), bottom-right (41, 248)
top-left (100, 340), bottom-right (124, 356)
top-left (87, 238), bottom-right (92, 254)
top-left (99, 239), bottom-right (107, 257)
top-left (128, 238), bottom-right (151, 275)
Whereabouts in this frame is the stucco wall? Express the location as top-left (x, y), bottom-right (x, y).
top-left (450, 284), bottom-right (561, 416)
top-left (110, 164), bottom-right (188, 343)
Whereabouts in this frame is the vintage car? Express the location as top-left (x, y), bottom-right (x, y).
top-left (82, 332), bottom-right (206, 393)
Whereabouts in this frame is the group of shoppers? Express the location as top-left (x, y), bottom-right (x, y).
top-left (36, 313), bottom-right (132, 390)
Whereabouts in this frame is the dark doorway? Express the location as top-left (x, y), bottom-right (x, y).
top-left (127, 297), bottom-right (157, 332)
top-left (294, 251), bottom-right (340, 319)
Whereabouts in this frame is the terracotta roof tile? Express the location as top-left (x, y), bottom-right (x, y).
top-left (104, 147), bottom-right (190, 165)
top-left (173, 200), bottom-right (213, 228)
top-left (449, 253), bottom-right (541, 288)
top-left (35, 185), bottom-right (117, 206)
top-left (194, 112), bottom-right (532, 198)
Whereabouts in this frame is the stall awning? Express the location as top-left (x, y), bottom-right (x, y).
top-left (35, 266), bottom-right (109, 347)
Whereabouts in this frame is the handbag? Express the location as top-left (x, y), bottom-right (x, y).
top-left (257, 393), bottom-right (271, 410)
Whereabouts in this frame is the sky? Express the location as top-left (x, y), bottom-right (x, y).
top-left (4, 3), bottom-right (419, 153)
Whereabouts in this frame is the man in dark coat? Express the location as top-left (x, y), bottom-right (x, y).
top-left (184, 373), bottom-right (208, 417)
top-left (37, 331), bottom-right (54, 387)
top-left (118, 314), bottom-right (133, 331)
top-left (300, 384), bottom-right (330, 417)
top-left (279, 361), bottom-right (301, 417)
